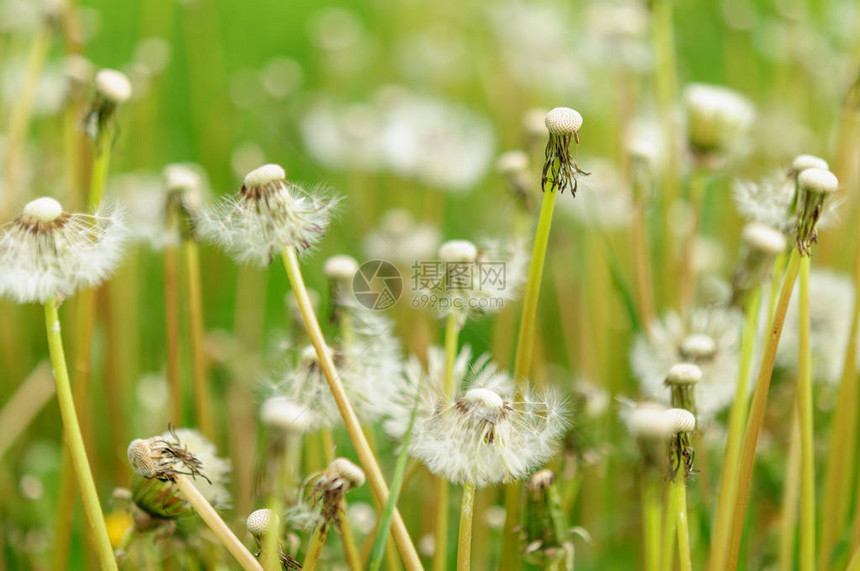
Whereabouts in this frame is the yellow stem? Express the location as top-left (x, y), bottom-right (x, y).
top-left (779, 408), bottom-right (801, 571)
top-left (457, 482), bottom-right (475, 571)
top-left (302, 522), bottom-right (331, 571)
top-left (643, 472), bottom-right (662, 571)
top-left (164, 245), bottom-right (182, 423)
top-left (0, 362), bottom-right (54, 460)
top-left (44, 297), bottom-right (117, 571)
top-left (339, 499), bottom-right (363, 571)
top-left (183, 239), bottom-right (212, 439)
top-left (173, 474), bottom-right (262, 570)
top-left (797, 254), bottom-right (816, 571)
top-left (280, 248), bottom-right (422, 570)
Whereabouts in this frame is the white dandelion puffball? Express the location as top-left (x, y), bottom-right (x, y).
top-left (200, 163), bottom-right (340, 267)
top-left (0, 198), bottom-right (127, 304)
top-left (683, 83), bottom-right (754, 154)
top-left (631, 308), bottom-right (742, 421)
top-left (95, 68), bottom-right (133, 104)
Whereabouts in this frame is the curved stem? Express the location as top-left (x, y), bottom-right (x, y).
top-left (726, 249), bottom-right (801, 568)
top-left (44, 297), bottom-right (117, 571)
top-left (708, 287), bottom-right (762, 570)
top-left (280, 248), bottom-right (422, 570)
top-left (797, 255), bottom-right (816, 571)
top-left (173, 474), bottom-right (262, 570)
top-left (302, 523), bottom-right (331, 571)
top-left (457, 482), bottom-right (476, 571)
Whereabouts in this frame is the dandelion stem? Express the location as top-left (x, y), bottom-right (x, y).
top-left (661, 477), bottom-right (677, 571)
top-left (88, 123), bottom-right (115, 209)
top-left (43, 297), bottom-right (117, 571)
top-left (672, 476), bottom-right (692, 571)
top-left (302, 523), bottom-right (331, 571)
top-left (339, 499), bottom-right (363, 571)
top-left (797, 254), bottom-right (816, 571)
top-left (0, 362), bottom-right (54, 461)
top-left (280, 247), bottom-right (422, 570)
top-left (172, 474), bottom-right (262, 571)
top-left (779, 408), bottom-right (802, 571)
top-left (164, 244), bottom-right (182, 422)
top-left (726, 248), bottom-right (801, 568)
top-left (183, 239), bottom-right (213, 439)
top-left (708, 286), bottom-right (762, 571)
top-left (642, 471), bottom-right (662, 571)
top-left (457, 482), bottom-right (476, 571)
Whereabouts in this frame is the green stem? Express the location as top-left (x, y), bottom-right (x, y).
top-left (434, 311), bottom-right (460, 571)
top-left (726, 248), bottom-right (801, 568)
top-left (280, 248), bottom-right (422, 570)
top-left (797, 254), bottom-right (816, 571)
top-left (88, 122), bottom-right (115, 209)
top-left (500, 178), bottom-right (559, 571)
top-left (183, 239), bottom-right (213, 439)
top-left (164, 244), bottom-right (182, 423)
top-left (673, 477), bottom-right (692, 571)
top-left (643, 472), bottom-right (662, 571)
top-left (661, 476), bottom-right (677, 571)
top-left (457, 482), bottom-right (476, 571)
top-left (43, 297), bottom-right (117, 571)
top-left (779, 408), bottom-right (801, 571)
top-left (708, 286), bottom-right (762, 571)
top-left (338, 499), bottom-right (363, 571)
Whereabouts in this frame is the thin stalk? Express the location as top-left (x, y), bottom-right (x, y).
top-left (501, 175), bottom-right (560, 571)
top-left (172, 474), bottom-right (262, 570)
top-left (434, 312), bottom-right (460, 571)
top-left (642, 472), bottom-right (662, 571)
top-left (661, 477), bottom-right (678, 571)
top-left (457, 482), bottom-right (476, 571)
top-left (1, 20), bottom-right (53, 219)
top-left (0, 362), bottom-right (54, 460)
top-left (88, 122), bottom-right (115, 209)
top-left (183, 239), bottom-right (212, 439)
top-left (708, 287), bottom-right (763, 571)
top-left (672, 477), bottom-right (692, 571)
top-left (43, 297), bottom-right (117, 571)
top-left (164, 244), bottom-right (182, 422)
top-left (302, 523), bottom-right (331, 571)
top-left (678, 170), bottom-right (708, 316)
top-left (726, 249), bottom-right (801, 568)
top-left (797, 254), bottom-right (816, 571)
top-left (338, 499), bottom-right (363, 571)
top-left (818, 206), bottom-right (860, 570)
top-left (280, 248), bottom-right (422, 570)
top-left (779, 408), bottom-right (801, 571)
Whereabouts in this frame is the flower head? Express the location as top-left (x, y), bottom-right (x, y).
top-left (683, 83), bottom-right (754, 159)
top-left (631, 308), bottom-right (742, 421)
top-left (86, 69), bottom-right (132, 143)
top-left (730, 222), bottom-right (786, 305)
top-left (795, 167), bottom-right (839, 254)
top-left (389, 347), bottom-right (567, 486)
top-left (201, 164), bottom-right (340, 267)
top-left (0, 197), bottom-right (127, 304)
top-left (542, 107), bottom-right (588, 195)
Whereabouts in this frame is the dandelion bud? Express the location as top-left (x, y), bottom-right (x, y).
top-left (327, 457), bottom-right (366, 490)
top-left (439, 240), bottom-right (478, 263)
top-left (731, 222), bottom-right (786, 306)
top-left (22, 197), bottom-right (63, 223)
top-left (796, 168), bottom-right (839, 254)
top-left (496, 150), bottom-right (529, 175)
top-left (542, 107), bottom-right (588, 195)
top-left (323, 254), bottom-right (359, 282)
top-left (164, 164), bottom-right (201, 195)
top-left (95, 69), bottom-right (133, 105)
top-left (64, 55), bottom-right (94, 95)
top-left (244, 163), bottom-right (286, 190)
top-left (664, 408), bottom-right (696, 433)
top-left (791, 154), bottom-right (829, 174)
top-left (260, 396), bottom-right (312, 434)
top-left (526, 469), bottom-right (556, 492)
top-left (496, 150), bottom-right (533, 211)
top-left (246, 508), bottom-right (278, 538)
top-left (683, 83), bottom-right (754, 160)
top-left (127, 439), bottom-right (158, 479)
top-left (679, 335), bottom-right (717, 361)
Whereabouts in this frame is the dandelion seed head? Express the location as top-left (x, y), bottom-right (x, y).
top-left (621, 401), bottom-right (673, 439)
top-left (526, 469), bottom-right (555, 491)
top-left (163, 164), bottom-right (202, 195)
top-left (95, 69), bottom-right (132, 104)
top-left (666, 363), bottom-right (703, 385)
top-left (22, 197), bottom-right (62, 223)
top-left (683, 83), bottom-right (754, 154)
top-left (798, 168), bottom-right (838, 195)
top-left (544, 107), bottom-right (583, 136)
top-left (664, 408), bottom-right (696, 433)
top-left (64, 54), bottom-right (94, 91)
top-left (742, 222), bottom-right (786, 255)
top-left (323, 254), bottom-right (358, 282)
top-left (127, 439), bottom-right (157, 479)
top-left (201, 164), bottom-right (339, 267)
top-left (260, 396), bottom-right (311, 433)
top-left (792, 153), bottom-right (829, 173)
top-left (157, 428), bottom-right (232, 508)
top-left (326, 458), bottom-right (365, 490)
top-left (0, 200), bottom-right (127, 304)
top-left (496, 150), bottom-right (529, 175)
top-left (439, 239), bottom-right (478, 263)
top-left (632, 308), bottom-right (741, 420)
top-left (246, 509), bottom-right (277, 538)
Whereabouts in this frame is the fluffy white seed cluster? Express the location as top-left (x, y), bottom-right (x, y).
top-left (200, 164), bottom-right (340, 267)
top-left (666, 363), bottom-right (703, 385)
top-left (798, 168), bottom-right (839, 195)
top-left (622, 402), bottom-right (674, 440)
top-left (742, 222), bottom-right (787, 255)
top-left (325, 457), bottom-right (366, 490)
top-left (260, 396), bottom-right (313, 434)
top-left (631, 308), bottom-right (742, 421)
top-left (495, 150), bottom-right (529, 175)
top-left (323, 254), bottom-right (359, 282)
top-left (792, 154), bottom-right (829, 173)
top-left (393, 347), bottom-right (568, 486)
top-left (683, 83), bottom-right (754, 154)
top-left (0, 198), bottom-right (127, 304)
top-left (95, 68), bottom-right (133, 104)
top-left (438, 239), bottom-right (478, 262)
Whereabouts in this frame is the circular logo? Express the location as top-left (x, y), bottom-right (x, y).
top-left (353, 260), bottom-right (402, 310)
